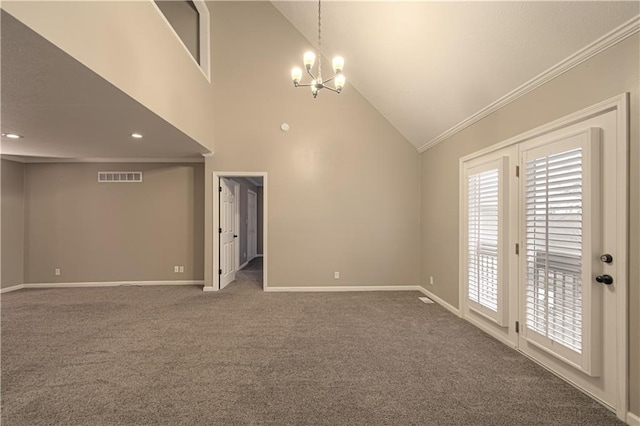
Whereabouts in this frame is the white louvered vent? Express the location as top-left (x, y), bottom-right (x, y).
top-left (98, 171), bottom-right (143, 183)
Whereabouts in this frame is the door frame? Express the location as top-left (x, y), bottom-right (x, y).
top-left (457, 93), bottom-right (628, 419)
top-left (247, 189), bottom-right (258, 261)
top-left (211, 171), bottom-right (268, 291)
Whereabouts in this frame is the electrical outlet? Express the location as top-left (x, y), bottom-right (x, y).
top-left (55, 268), bottom-right (61, 276)
top-left (429, 276), bottom-right (434, 285)
top-left (179, 266), bottom-right (184, 273)
top-left (174, 266), bottom-right (179, 273)
top-left (334, 271), bottom-right (340, 279)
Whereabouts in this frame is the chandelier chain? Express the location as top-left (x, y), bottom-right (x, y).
top-left (317, 0), bottom-right (322, 80)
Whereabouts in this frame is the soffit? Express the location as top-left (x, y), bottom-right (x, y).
top-left (1, 11), bottom-right (210, 160)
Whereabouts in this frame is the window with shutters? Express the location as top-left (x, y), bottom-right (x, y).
top-left (521, 128), bottom-right (601, 376)
top-left (464, 157), bottom-right (509, 326)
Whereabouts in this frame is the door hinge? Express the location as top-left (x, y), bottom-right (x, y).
top-left (219, 186), bottom-right (222, 192)
top-left (515, 165), bottom-right (520, 177)
top-left (218, 269), bottom-right (222, 275)
top-left (219, 228), bottom-right (222, 234)
top-left (515, 243), bottom-right (519, 255)
top-left (515, 321), bottom-right (520, 333)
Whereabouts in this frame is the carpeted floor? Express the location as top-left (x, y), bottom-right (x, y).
top-left (1, 260), bottom-right (622, 425)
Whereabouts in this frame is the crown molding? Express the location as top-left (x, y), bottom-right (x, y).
top-left (0, 155), bottom-right (205, 164)
top-left (418, 14), bottom-right (640, 153)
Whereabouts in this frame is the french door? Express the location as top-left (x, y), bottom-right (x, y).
top-left (517, 111), bottom-right (620, 411)
top-left (460, 97), bottom-right (627, 418)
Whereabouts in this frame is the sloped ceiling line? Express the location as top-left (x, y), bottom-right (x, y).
top-left (418, 14), bottom-right (640, 153)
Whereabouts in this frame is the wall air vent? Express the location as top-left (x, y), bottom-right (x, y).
top-left (98, 171), bottom-right (143, 183)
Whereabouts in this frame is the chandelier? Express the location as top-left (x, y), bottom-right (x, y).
top-left (291, 0), bottom-right (345, 98)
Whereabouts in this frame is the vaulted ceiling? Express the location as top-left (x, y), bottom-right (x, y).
top-left (273, 1), bottom-right (639, 150)
top-left (1, 2), bottom-right (638, 160)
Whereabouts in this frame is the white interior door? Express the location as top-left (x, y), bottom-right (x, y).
top-left (219, 177), bottom-right (237, 289)
top-left (518, 110), bottom-right (620, 412)
top-left (248, 190), bottom-right (257, 261)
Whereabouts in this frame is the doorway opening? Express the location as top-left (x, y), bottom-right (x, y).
top-left (212, 172), bottom-right (267, 291)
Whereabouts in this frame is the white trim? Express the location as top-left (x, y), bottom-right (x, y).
top-left (518, 350), bottom-right (616, 413)
top-left (0, 156), bottom-right (206, 164)
top-left (234, 181), bottom-right (241, 272)
top-left (627, 412), bottom-right (640, 426)
top-left (1, 284), bottom-right (25, 294)
top-left (418, 15), bottom-right (640, 153)
top-left (459, 94), bottom-right (627, 163)
top-left (457, 93), bottom-right (629, 420)
top-left (247, 188), bottom-right (258, 261)
top-left (5, 281), bottom-right (203, 290)
top-left (614, 94), bottom-right (630, 421)
top-left (265, 285), bottom-right (421, 293)
top-left (149, 0), bottom-right (211, 82)
top-left (416, 287), bottom-right (461, 317)
top-left (209, 172), bottom-right (268, 292)
top-left (238, 260), bottom-right (249, 271)
top-left (264, 285), bottom-right (462, 317)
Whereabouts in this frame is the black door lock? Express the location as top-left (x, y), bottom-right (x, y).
top-left (595, 275), bottom-right (613, 285)
top-left (600, 254), bottom-right (613, 264)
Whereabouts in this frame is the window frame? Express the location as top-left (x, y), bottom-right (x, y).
top-left (152, 0), bottom-right (211, 82)
top-left (461, 155), bottom-right (510, 327)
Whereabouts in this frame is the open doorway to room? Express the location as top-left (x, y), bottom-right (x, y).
top-left (213, 172), bottom-right (266, 291)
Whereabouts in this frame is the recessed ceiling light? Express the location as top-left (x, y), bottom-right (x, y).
top-left (131, 133), bottom-right (143, 139)
top-left (2, 133), bottom-right (23, 139)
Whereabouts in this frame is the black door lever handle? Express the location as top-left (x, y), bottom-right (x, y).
top-left (595, 275), bottom-right (613, 285)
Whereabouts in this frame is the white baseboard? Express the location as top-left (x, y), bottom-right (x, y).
top-left (627, 412), bottom-right (640, 426)
top-left (415, 287), bottom-right (461, 317)
top-left (265, 285), bottom-right (421, 293)
top-left (264, 285), bottom-right (462, 318)
top-left (238, 260), bottom-right (249, 271)
top-left (202, 286), bottom-right (217, 292)
top-left (9, 280), bottom-right (204, 291)
top-left (1, 284), bottom-right (25, 294)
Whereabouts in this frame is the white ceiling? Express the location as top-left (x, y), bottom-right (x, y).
top-left (273, 1), bottom-right (639, 150)
top-left (2, 3), bottom-right (638, 160)
top-left (0, 11), bottom-right (209, 161)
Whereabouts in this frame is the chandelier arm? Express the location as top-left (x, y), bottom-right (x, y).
top-left (295, 84), bottom-right (313, 87)
top-left (323, 86), bottom-right (340, 93)
top-left (306, 68), bottom-right (317, 80)
top-left (321, 76), bottom-right (335, 84)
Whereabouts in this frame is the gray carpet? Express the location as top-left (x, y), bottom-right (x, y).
top-left (1, 264), bottom-right (621, 425)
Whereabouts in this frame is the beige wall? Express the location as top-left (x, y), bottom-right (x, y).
top-left (419, 34), bottom-right (640, 415)
top-left (24, 162), bottom-right (204, 283)
top-left (1, 159), bottom-right (25, 288)
top-left (2, 0), bottom-right (215, 151)
top-left (203, 1), bottom-right (420, 289)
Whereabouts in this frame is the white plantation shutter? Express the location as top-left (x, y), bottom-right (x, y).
top-left (521, 129), bottom-right (601, 376)
top-left (525, 148), bottom-right (583, 352)
top-left (465, 158), bottom-right (508, 326)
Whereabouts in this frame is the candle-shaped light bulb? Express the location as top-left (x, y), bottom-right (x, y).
top-left (335, 73), bottom-right (346, 91)
top-left (303, 51), bottom-right (316, 70)
top-left (291, 67), bottom-right (302, 85)
top-left (332, 56), bottom-right (344, 73)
